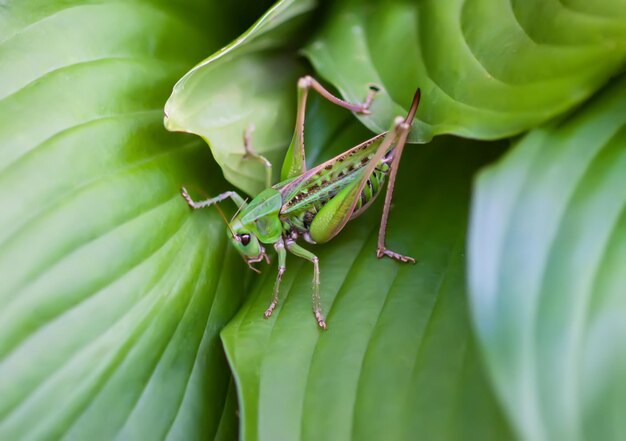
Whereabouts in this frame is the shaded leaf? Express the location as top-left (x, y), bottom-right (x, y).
top-left (222, 110), bottom-right (514, 440)
top-left (164, 0), bottom-right (318, 196)
top-left (304, 0), bottom-right (626, 142)
top-left (468, 76), bottom-right (626, 440)
top-left (0, 1), bottom-right (248, 439)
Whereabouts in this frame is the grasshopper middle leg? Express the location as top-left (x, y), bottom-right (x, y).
top-left (264, 238), bottom-right (287, 319)
top-left (285, 239), bottom-right (326, 330)
top-left (242, 125), bottom-right (273, 188)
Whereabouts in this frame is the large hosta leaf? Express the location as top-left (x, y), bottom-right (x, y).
top-left (469, 77), bottom-right (626, 440)
top-left (305, 0), bottom-right (626, 142)
top-left (0, 1), bottom-right (250, 439)
top-left (164, 0), bottom-right (317, 196)
top-left (222, 110), bottom-right (514, 440)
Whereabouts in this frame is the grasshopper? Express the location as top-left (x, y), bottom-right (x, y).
top-left (182, 76), bottom-right (420, 329)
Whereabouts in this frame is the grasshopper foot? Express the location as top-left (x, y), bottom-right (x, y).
top-left (315, 311), bottom-right (328, 330)
top-left (358, 84), bottom-right (380, 115)
top-left (181, 187), bottom-right (198, 209)
top-left (264, 300), bottom-right (278, 318)
top-left (376, 248), bottom-right (416, 264)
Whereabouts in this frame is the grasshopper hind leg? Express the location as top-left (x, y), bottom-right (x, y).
top-left (282, 76), bottom-right (380, 181)
top-left (375, 89), bottom-right (422, 265)
top-left (375, 119), bottom-right (416, 265)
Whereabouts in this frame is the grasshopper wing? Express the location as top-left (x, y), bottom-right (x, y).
top-left (307, 127), bottom-right (401, 243)
top-left (308, 177), bottom-right (364, 243)
top-left (240, 188), bottom-right (283, 225)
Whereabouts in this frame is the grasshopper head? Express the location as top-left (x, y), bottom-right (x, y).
top-left (228, 219), bottom-right (269, 273)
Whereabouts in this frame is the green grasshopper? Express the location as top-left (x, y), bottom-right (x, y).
top-left (182, 76), bottom-right (420, 329)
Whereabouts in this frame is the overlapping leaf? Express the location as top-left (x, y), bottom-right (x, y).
top-left (221, 104), bottom-right (514, 440)
top-left (0, 1), bottom-right (253, 439)
top-left (305, 0), bottom-right (626, 142)
top-left (5, 0), bottom-right (625, 439)
top-left (469, 77), bottom-right (626, 440)
top-left (164, 0), bottom-right (317, 196)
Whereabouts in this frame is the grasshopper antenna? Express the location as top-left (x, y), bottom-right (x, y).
top-left (214, 203), bottom-right (236, 238)
top-left (230, 198), bottom-right (249, 222)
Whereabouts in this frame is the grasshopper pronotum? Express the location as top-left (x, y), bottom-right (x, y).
top-left (182, 76), bottom-right (420, 329)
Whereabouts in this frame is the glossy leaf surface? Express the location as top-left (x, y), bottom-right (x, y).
top-left (0, 1), bottom-right (253, 439)
top-left (305, 0), bottom-right (626, 142)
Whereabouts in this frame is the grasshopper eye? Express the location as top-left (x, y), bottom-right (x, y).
top-left (240, 234), bottom-right (251, 246)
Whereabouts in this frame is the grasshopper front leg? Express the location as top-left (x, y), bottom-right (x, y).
top-left (264, 238), bottom-right (287, 319)
top-left (285, 239), bottom-right (326, 330)
top-left (181, 187), bottom-right (245, 209)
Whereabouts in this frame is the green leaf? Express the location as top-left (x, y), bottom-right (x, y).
top-left (468, 77), bottom-right (626, 440)
top-left (221, 107), bottom-right (514, 440)
top-left (0, 1), bottom-right (248, 439)
top-left (164, 0), bottom-right (317, 196)
top-left (304, 0), bottom-right (626, 142)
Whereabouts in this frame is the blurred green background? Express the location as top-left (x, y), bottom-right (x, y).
top-left (0, 0), bottom-right (624, 440)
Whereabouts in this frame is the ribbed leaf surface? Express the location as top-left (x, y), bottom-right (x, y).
top-left (305, 0), bottom-right (626, 142)
top-left (469, 77), bottom-right (626, 441)
top-left (0, 1), bottom-right (250, 439)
